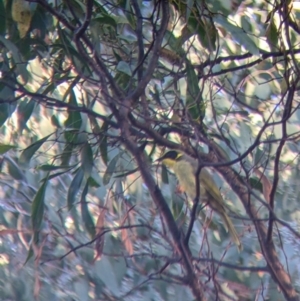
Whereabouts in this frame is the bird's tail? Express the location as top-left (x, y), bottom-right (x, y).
top-left (221, 213), bottom-right (242, 251)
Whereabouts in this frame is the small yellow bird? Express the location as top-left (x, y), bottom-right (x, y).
top-left (157, 150), bottom-right (242, 250)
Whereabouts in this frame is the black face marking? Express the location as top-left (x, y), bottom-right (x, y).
top-left (158, 150), bottom-right (178, 161)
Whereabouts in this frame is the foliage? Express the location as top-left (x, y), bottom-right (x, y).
top-left (1, 0), bottom-right (300, 300)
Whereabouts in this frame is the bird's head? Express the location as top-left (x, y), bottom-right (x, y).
top-left (156, 150), bottom-right (183, 168)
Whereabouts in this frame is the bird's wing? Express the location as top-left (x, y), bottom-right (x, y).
top-left (199, 168), bottom-right (224, 205)
top-left (182, 155), bottom-right (224, 205)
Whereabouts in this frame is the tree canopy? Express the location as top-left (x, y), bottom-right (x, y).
top-left (1, 0), bottom-right (300, 300)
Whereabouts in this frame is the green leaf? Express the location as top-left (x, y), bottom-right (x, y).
top-left (95, 256), bottom-right (120, 293)
top-left (114, 167), bottom-right (139, 178)
top-left (186, 61), bottom-right (204, 121)
top-left (0, 36), bottom-right (30, 83)
top-left (31, 176), bottom-right (48, 233)
top-left (64, 91), bottom-right (82, 129)
top-left (0, 0), bottom-right (6, 35)
top-left (214, 15), bottom-right (259, 55)
top-left (64, 90), bottom-right (82, 143)
top-left (164, 30), bottom-right (185, 56)
top-left (40, 167), bottom-right (74, 182)
top-left (254, 139), bottom-right (271, 165)
top-left (188, 16), bottom-right (217, 51)
top-left (100, 121), bottom-right (108, 166)
top-left (23, 245), bottom-right (34, 265)
top-left (0, 61), bottom-right (16, 108)
top-left (81, 142), bottom-right (93, 178)
top-left (122, 0), bottom-right (136, 29)
top-left (51, 115), bottom-right (61, 128)
top-left (19, 134), bottom-right (52, 166)
top-left (0, 144), bottom-right (17, 154)
top-left (42, 82), bottom-right (55, 96)
top-left (57, 26), bottom-right (91, 76)
top-left (204, 20), bottom-right (217, 51)
top-left (17, 98), bottom-right (35, 131)
top-left (0, 103), bottom-right (9, 127)
top-left (38, 164), bottom-right (72, 171)
top-left (81, 182), bottom-right (95, 238)
top-left (5, 156), bottom-right (26, 181)
top-left (110, 256), bottom-right (126, 286)
top-left (87, 176), bottom-right (101, 188)
top-left (61, 143), bottom-right (74, 166)
top-left (68, 168), bottom-right (84, 210)
top-left (186, 0), bottom-right (194, 21)
top-left (113, 49), bottom-right (123, 62)
top-left (62, 77), bottom-right (80, 102)
top-left (103, 153), bottom-right (120, 185)
top-left (249, 177), bottom-right (263, 193)
top-left (266, 19), bottom-right (278, 51)
top-left (94, 15), bottom-right (117, 28)
top-left (186, 61), bottom-right (200, 97)
top-left (30, 5), bottom-right (48, 40)
top-left (116, 61), bottom-right (132, 76)
top-left (64, 129), bottom-right (82, 142)
top-left (74, 278), bottom-right (89, 301)
top-left (114, 71), bottom-right (131, 90)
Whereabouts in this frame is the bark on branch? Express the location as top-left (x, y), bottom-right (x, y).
top-left (210, 151), bottom-right (300, 301)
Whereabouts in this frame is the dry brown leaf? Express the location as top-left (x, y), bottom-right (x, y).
top-left (0, 229), bottom-right (21, 236)
top-left (33, 270), bottom-right (41, 300)
top-left (32, 237), bottom-right (47, 300)
top-left (119, 205), bottom-right (135, 226)
top-left (93, 208), bottom-right (106, 263)
top-left (32, 235), bottom-right (48, 266)
top-left (119, 206), bottom-right (135, 255)
top-left (121, 228), bottom-right (134, 255)
top-left (95, 208), bottom-right (106, 235)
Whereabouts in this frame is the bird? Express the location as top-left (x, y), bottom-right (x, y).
top-left (157, 150), bottom-right (242, 250)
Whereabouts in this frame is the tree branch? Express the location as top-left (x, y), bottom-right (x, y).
top-left (209, 150), bottom-right (300, 301)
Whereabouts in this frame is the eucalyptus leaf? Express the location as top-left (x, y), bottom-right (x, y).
top-left (103, 153), bottom-right (121, 185)
top-left (4, 155), bottom-right (26, 181)
top-left (87, 175), bottom-right (101, 188)
top-left (214, 15), bottom-right (259, 55)
top-left (100, 121), bottom-right (109, 166)
top-left (94, 15), bottom-right (117, 28)
top-left (114, 167), bottom-right (139, 178)
top-left (0, 0), bottom-right (6, 35)
top-left (64, 100), bottom-right (82, 129)
top-left (74, 278), bottom-right (89, 301)
top-left (81, 142), bottom-right (94, 178)
top-left (0, 36), bottom-right (30, 83)
top-left (17, 98), bottom-right (35, 131)
top-left (60, 144), bottom-right (74, 166)
top-left (19, 134), bottom-right (52, 166)
top-left (31, 175), bottom-right (48, 233)
top-left (51, 115), bottom-right (61, 128)
top-left (249, 177), bottom-right (263, 193)
top-left (67, 168), bottom-right (84, 210)
top-left (23, 246), bottom-right (34, 265)
top-left (0, 144), bottom-right (16, 154)
top-left (0, 102), bottom-right (14, 127)
top-left (38, 164), bottom-right (72, 171)
top-left (116, 61), bottom-right (132, 76)
top-left (186, 61), bottom-right (204, 121)
top-left (81, 182), bottom-right (95, 238)
top-left (94, 256), bottom-right (120, 293)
